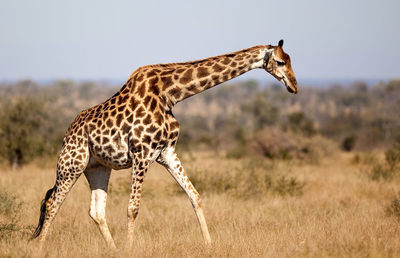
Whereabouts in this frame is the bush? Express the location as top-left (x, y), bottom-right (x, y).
top-left (226, 128), bottom-right (248, 159)
top-left (287, 111), bottom-right (316, 137)
top-left (248, 127), bottom-right (294, 159)
top-left (248, 127), bottom-right (335, 162)
top-left (0, 97), bottom-right (48, 167)
top-left (386, 198), bottom-right (400, 221)
top-left (366, 139), bottom-right (400, 181)
top-left (241, 96), bottom-right (279, 130)
top-left (368, 163), bottom-right (394, 181)
top-left (274, 176), bottom-right (305, 197)
top-left (183, 158), bottom-right (305, 199)
top-left (385, 139), bottom-right (400, 171)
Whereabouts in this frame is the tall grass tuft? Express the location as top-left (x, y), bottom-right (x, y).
top-left (0, 190), bottom-right (22, 220)
top-left (0, 188), bottom-right (30, 240)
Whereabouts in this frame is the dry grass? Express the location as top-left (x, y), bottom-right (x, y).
top-left (1, 151), bottom-right (400, 257)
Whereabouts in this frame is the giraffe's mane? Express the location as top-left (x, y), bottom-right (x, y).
top-left (140, 45), bottom-right (268, 70)
top-left (127, 45), bottom-right (270, 80)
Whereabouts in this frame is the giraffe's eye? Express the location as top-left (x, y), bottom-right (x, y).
top-left (276, 60), bottom-right (285, 66)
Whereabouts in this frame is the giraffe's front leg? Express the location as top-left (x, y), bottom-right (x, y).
top-left (157, 147), bottom-right (211, 244)
top-left (126, 160), bottom-right (148, 248)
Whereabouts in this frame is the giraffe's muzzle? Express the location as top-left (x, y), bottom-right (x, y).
top-left (279, 76), bottom-right (298, 94)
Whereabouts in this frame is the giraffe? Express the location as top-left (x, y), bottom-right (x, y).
top-left (32, 39), bottom-right (298, 249)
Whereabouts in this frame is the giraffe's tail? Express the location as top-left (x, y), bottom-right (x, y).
top-left (32, 186), bottom-right (56, 239)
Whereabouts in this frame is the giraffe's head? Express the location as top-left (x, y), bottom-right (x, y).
top-left (264, 40), bottom-right (298, 94)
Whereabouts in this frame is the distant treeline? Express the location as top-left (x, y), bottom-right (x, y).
top-left (0, 79), bottom-right (399, 167)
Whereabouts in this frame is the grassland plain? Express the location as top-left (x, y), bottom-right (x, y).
top-left (1, 151), bottom-right (400, 257)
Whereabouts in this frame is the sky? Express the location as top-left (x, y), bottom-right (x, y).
top-left (0, 0), bottom-right (399, 83)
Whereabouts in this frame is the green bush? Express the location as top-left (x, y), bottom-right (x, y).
top-left (0, 97), bottom-right (48, 167)
top-left (241, 96), bottom-right (279, 130)
top-left (287, 111), bottom-right (316, 137)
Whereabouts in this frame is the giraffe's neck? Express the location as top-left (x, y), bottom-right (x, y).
top-left (130, 45), bottom-right (271, 108)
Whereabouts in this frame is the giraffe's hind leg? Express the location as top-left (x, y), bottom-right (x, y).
top-left (84, 163), bottom-right (116, 249)
top-left (33, 166), bottom-right (84, 250)
top-left (126, 155), bottom-right (149, 249)
top-left (32, 139), bottom-right (89, 251)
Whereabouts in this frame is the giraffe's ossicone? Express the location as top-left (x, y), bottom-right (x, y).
top-left (32, 40), bottom-right (298, 250)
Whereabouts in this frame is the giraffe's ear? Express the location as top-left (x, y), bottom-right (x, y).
top-left (278, 39), bottom-right (284, 47)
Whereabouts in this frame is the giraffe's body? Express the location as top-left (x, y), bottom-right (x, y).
top-left (33, 41), bottom-right (298, 249)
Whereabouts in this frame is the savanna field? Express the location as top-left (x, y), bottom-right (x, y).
top-left (0, 80), bottom-right (400, 257)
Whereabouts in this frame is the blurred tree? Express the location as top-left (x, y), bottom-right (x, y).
top-left (241, 96), bottom-right (279, 130)
top-left (79, 82), bottom-right (96, 99)
top-left (321, 111), bottom-right (362, 138)
top-left (385, 79), bottom-right (400, 92)
top-left (6, 80), bottom-right (39, 96)
top-left (243, 79), bottom-right (259, 92)
top-left (287, 111), bottom-right (316, 136)
top-left (0, 97), bottom-right (48, 168)
top-left (351, 81), bottom-right (368, 93)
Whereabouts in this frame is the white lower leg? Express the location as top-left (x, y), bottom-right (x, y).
top-left (126, 191), bottom-right (141, 249)
top-left (89, 189), bottom-right (116, 249)
top-left (194, 206), bottom-right (211, 244)
top-left (127, 206), bottom-right (138, 248)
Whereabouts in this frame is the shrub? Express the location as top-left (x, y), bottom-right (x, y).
top-left (368, 163), bottom-right (394, 181)
top-left (241, 96), bottom-right (279, 130)
top-left (366, 139), bottom-right (400, 181)
top-left (0, 97), bottom-right (48, 167)
top-left (287, 111), bottom-right (316, 137)
top-left (385, 139), bottom-right (400, 171)
top-left (184, 167), bottom-right (236, 194)
top-left (248, 127), bottom-right (295, 159)
top-left (386, 198), bottom-right (400, 221)
top-left (226, 128), bottom-right (248, 159)
top-left (184, 158), bottom-right (305, 199)
top-left (248, 127), bottom-right (336, 162)
top-left (273, 176), bottom-right (305, 197)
